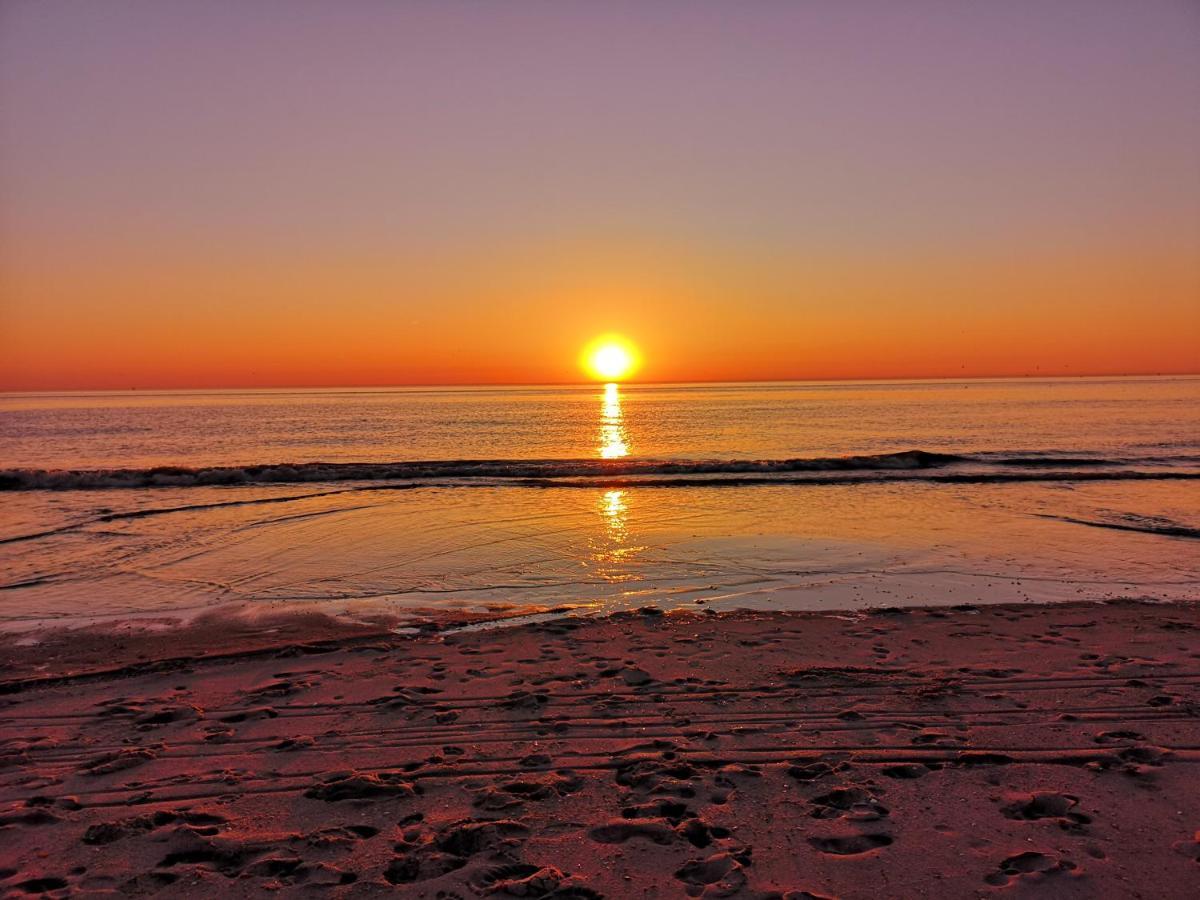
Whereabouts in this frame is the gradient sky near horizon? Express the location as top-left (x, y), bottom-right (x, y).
top-left (1, 1), bottom-right (1198, 390)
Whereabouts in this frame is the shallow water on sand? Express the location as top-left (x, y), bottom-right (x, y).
top-left (1, 377), bottom-right (1198, 629)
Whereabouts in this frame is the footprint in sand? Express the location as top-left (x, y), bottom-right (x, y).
top-left (473, 770), bottom-right (582, 812)
top-left (0, 808), bottom-right (60, 828)
top-left (1094, 729), bottom-right (1146, 744)
top-left (674, 848), bottom-right (753, 897)
top-left (809, 786), bottom-right (889, 822)
top-left (1170, 833), bottom-right (1200, 864)
top-left (385, 818), bottom-right (529, 885)
top-left (786, 761), bottom-right (839, 783)
top-left (984, 851), bottom-right (1077, 886)
top-left (83, 809), bottom-right (228, 845)
top-left (304, 771), bottom-right (418, 801)
top-left (807, 833), bottom-right (893, 856)
top-left (589, 809), bottom-right (731, 849)
top-left (588, 820), bottom-right (677, 845)
top-left (10, 876), bottom-right (70, 894)
top-left (1001, 793), bottom-right (1092, 832)
top-left (881, 763), bottom-right (927, 779)
top-left (79, 745), bottom-right (161, 776)
top-left (469, 863), bottom-right (576, 896)
top-left (134, 703), bottom-right (202, 728)
top-left (218, 706), bottom-right (279, 723)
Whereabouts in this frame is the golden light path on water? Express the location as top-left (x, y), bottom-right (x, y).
top-left (591, 382), bottom-right (645, 586)
top-left (594, 487), bottom-right (643, 584)
top-left (598, 382), bottom-right (628, 459)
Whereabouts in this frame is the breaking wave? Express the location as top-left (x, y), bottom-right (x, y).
top-left (2, 449), bottom-right (1199, 491)
top-left (1040, 513), bottom-right (1200, 540)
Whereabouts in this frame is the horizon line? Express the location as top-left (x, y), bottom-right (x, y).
top-left (3, 370), bottom-right (1198, 396)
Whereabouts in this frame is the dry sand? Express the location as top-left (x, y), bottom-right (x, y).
top-left (1, 599), bottom-right (1199, 898)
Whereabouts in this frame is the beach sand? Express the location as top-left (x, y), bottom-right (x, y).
top-left (1, 600), bottom-right (1198, 897)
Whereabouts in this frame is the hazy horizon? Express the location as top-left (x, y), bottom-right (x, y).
top-left (3, 370), bottom-right (1199, 397)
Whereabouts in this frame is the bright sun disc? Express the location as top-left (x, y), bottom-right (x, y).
top-left (582, 335), bottom-right (640, 381)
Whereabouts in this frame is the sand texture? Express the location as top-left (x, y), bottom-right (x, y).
top-left (1, 600), bottom-right (1199, 898)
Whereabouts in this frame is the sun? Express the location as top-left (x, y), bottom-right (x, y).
top-left (581, 334), bottom-right (640, 381)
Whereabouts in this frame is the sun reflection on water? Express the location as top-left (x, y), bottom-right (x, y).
top-left (591, 488), bottom-right (643, 575)
top-left (589, 383), bottom-right (645, 587)
top-left (599, 382), bottom-right (629, 459)
top-left (602, 489), bottom-right (627, 541)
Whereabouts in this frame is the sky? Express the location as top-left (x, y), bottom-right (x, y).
top-left (1, 0), bottom-right (1198, 390)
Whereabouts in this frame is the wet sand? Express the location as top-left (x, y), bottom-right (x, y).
top-left (1, 600), bottom-right (1199, 897)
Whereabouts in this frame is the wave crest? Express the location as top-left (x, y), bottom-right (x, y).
top-left (2, 449), bottom-right (1197, 491)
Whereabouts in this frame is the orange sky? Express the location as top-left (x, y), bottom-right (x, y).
top-left (3, 235), bottom-right (1198, 390)
top-left (1, 3), bottom-right (1198, 390)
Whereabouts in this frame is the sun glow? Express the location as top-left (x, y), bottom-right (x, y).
top-left (581, 335), bottom-right (640, 382)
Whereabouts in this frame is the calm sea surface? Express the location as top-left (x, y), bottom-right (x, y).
top-left (2, 377), bottom-right (1197, 630)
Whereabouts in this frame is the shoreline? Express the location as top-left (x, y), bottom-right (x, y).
top-left (2, 597), bottom-right (1194, 688)
top-left (1, 598), bottom-right (1198, 896)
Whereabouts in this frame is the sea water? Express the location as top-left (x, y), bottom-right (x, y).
top-left (2, 377), bottom-right (1197, 630)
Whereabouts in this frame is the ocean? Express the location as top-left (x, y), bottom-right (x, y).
top-left (2, 376), bottom-right (1198, 631)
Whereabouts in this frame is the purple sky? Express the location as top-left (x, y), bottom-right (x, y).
top-left (1, 1), bottom-right (1197, 387)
